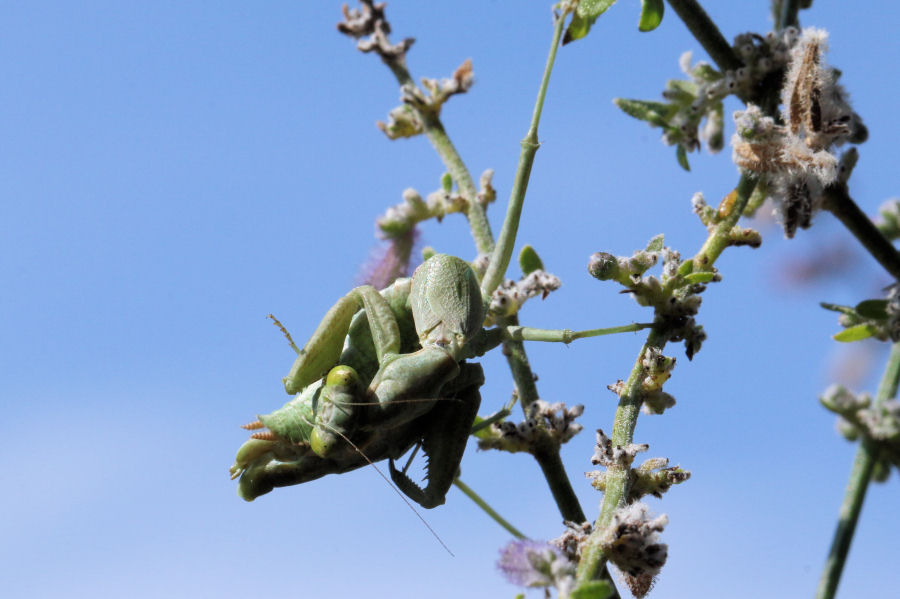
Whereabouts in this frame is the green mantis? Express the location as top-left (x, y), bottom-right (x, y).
top-left (231, 253), bottom-right (504, 508)
top-left (230, 250), bottom-right (653, 508)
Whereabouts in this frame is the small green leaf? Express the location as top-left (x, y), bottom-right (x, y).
top-left (855, 299), bottom-right (890, 320)
top-left (833, 324), bottom-right (878, 342)
top-left (638, 0), bottom-right (664, 32)
top-left (440, 172), bottom-right (453, 193)
top-left (677, 260), bottom-right (694, 275)
top-left (614, 98), bottom-right (671, 128)
top-left (691, 62), bottom-right (722, 82)
top-left (820, 302), bottom-right (856, 316)
top-left (676, 145), bottom-right (691, 171)
top-left (571, 581), bottom-right (613, 599)
top-left (518, 245), bottom-right (544, 276)
top-left (684, 271), bottom-right (716, 284)
top-left (563, 0), bottom-right (619, 45)
top-left (645, 234), bottom-right (665, 252)
top-left (422, 246), bottom-right (436, 261)
top-left (665, 79), bottom-right (699, 100)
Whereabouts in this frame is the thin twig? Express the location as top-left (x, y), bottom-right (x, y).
top-left (822, 184), bottom-right (900, 282)
top-left (665, 0), bottom-right (741, 72)
top-left (453, 478), bottom-right (526, 539)
top-left (480, 11), bottom-right (566, 297)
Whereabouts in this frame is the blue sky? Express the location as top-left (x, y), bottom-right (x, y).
top-left (3, 2), bottom-right (900, 598)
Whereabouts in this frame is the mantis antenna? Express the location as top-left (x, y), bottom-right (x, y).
top-left (312, 417), bottom-right (455, 556)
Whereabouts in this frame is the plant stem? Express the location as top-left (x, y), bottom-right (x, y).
top-left (503, 322), bottom-right (654, 343)
top-left (378, 49), bottom-right (495, 256)
top-left (822, 184), bottom-right (900, 282)
top-left (473, 8), bottom-right (593, 534)
top-left (453, 478), bottom-right (526, 539)
top-left (665, 0), bottom-right (741, 72)
top-left (574, 176), bottom-right (757, 588)
top-left (692, 174), bottom-right (758, 271)
top-left (500, 313), bottom-right (587, 527)
top-left (421, 118), bottom-right (495, 255)
top-left (575, 330), bottom-right (667, 584)
top-left (777, 0), bottom-right (802, 29)
top-left (815, 342), bottom-right (900, 599)
top-left (480, 10), bottom-right (566, 298)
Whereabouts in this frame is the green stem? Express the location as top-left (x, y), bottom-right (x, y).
top-left (377, 47), bottom-right (494, 256)
top-left (420, 117), bottom-right (495, 255)
top-left (501, 314), bottom-right (541, 409)
top-left (480, 11), bottom-right (566, 298)
top-left (500, 313), bottom-right (587, 526)
top-left (692, 174), bottom-right (758, 272)
top-left (533, 441), bottom-right (587, 523)
top-left (665, 0), bottom-right (742, 72)
top-left (822, 184), bottom-right (900, 282)
top-left (575, 329), bottom-right (667, 584)
top-left (475, 6), bottom-right (593, 541)
top-left (503, 322), bottom-right (654, 343)
top-left (453, 478), bottom-right (526, 539)
top-left (815, 342), bottom-right (900, 599)
top-left (499, 314), bottom-right (616, 591)
top-left (575, 176), bottom-right (757, 587)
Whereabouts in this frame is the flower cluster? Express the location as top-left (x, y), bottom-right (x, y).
top-left (378, 187), bottom-right (466, 237)
top-left (588, 455), bottom-right (690, 501)
top-left (589, 233), bottom-right (712, 359)
top-left (337, 0), bottom-right (414, 64)
top-left (363, 170), bottom-right (493, 288)
top-left (377, 59), bottom-right (475, 139)
top-left (477, 400), bottom-right (584, 453)
top-left (821, 385), bottom-right (900, 481)
top-left (496, 539), bottom-right (577, 597)
top-left (405, 59), bottom-right (474, 113)
top-left (487, 269), bottom-right (562, 320)
top-left (614, 27), bottom-right (807, 170)
top-left (589, 429), bottom-right (649, 469)
top-left (376, 170), bottom-right (494, 238)
top-left (598, 503), bottom-right (669, 598)
top-left (732, 28), bottom-right (866, 238)
top-left (552, 520), bottom-right (593, 563)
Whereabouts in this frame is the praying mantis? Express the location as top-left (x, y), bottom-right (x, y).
top-left (231, 253), bottom-right (499, 508)
top-left (230, 250), bottom-right (648, 508)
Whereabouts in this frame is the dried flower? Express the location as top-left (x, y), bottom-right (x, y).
top-left (599, 503), bottom-right (669, 598)
top-left (732, 28), bottom-right (865, 238)
top-left (478, 400), bottom-right (584, 453)
top-left (338, 0), bottom-right (414, 64)
top-left (488, 269), bottom-right (562, 321)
